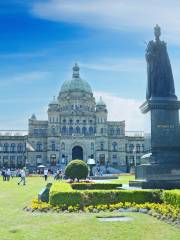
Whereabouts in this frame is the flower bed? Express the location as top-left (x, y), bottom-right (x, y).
top-left (28, 199), bottom-right (180, 225)
top-left (28, 183), bottom-right (180, 226)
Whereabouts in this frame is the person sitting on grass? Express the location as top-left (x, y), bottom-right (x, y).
top-left (18, 168), bottom-right (26, 186)
top-left (54, 169), bottom-right (62, 180)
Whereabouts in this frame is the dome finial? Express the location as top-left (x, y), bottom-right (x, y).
top-left (72, 62), bottom-right (80, 78)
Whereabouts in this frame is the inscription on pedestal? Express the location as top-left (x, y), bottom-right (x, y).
top-left (157, 124), bottom-right (174, 128)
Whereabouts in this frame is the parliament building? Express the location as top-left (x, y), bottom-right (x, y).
top-left (0, 64), bottom-right (145, 172)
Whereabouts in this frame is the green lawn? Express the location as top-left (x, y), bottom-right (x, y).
top-left (111, 174), bottom-right (135, 184)
top-left (0, 176), bottom-right (179, 240)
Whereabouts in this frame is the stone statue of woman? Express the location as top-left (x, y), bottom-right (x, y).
top-left (146, 25), bottom-right (176, 100)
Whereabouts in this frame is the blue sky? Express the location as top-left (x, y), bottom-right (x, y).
top-left (1, 0), bottom-right (180, 130)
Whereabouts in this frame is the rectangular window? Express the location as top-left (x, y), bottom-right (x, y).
top-left (36, 155), bottom-right (42, 164)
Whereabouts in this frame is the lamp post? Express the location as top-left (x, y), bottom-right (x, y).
top-left (133, 145), bottom-right (137, 167)
top-left (87, 158), bottom-right (96, 176)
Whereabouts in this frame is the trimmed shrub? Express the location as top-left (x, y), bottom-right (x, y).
top-left (49, 182), bottom-right (162, 207)
top-left (65, 160), bottom-right (88, 181)
top-left (49, 182), bottom-right (83, 206)
top-left (71, 183), bottom-right (122, 190)
top-left (163, 190), bottom-right (180, 207)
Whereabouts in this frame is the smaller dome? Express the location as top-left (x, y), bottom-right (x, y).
top-left (49, 96), bottom-right (58, 105)
top-left (96, 96), bottom-right (106, 106)
top-left (30, 114), bottom-right (37, 120)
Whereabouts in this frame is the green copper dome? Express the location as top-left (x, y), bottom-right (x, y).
top-left (60, 63), bottom-right (92, 94)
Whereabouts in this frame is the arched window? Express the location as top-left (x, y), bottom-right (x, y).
top-left (101, 128), bottom-right (104, 134)
top-left (82, 127), bottom-right (87, 135)
top-left (112, 142), bottom-right (118, 151)
top-left (10, 143), bottom-right (16, 152)
top-left (17, 155), bottom-right (24, 168)
top-left (69, 127), bottom-right (73, 135)
top-left (100, 142), bottom-right (104, 151)
top-left (116, 128), bottom-right (120, 135)
top-left (110, 128), bottom-right (114, 135)
top-left (125, 144), bottom-right (128, 152)
top-left (129, 144), bottom-right (134, 153)
top-left (69, 119), bottom-right (73, 124)
top-left (36, 142), bottom-right (43, 151)
top-left (61, 142), bottom-right (65, 151)
top-left (63, 119), bottom-right (66, 124)
top-left (10, 156), bottom-right (15, 168)
top-left (91, 142), bottom-right (94, 151)
top-left (136, 144), bottom-right (140, 153)
top-left (51, 127), bottom-right (56, 135)
top-left (61, 126), bottom-right (66, 134)
top-left (142, 144), bottom-right (145, 152)
top-left (51, 141), bottom-right (56, 151)
top-left (75, 126), bottom-right (80, 134)
top-left (50, 154), bottom-right (56, 166)
top-left (17, 143), bottom-right (23, 152)
top-left (4, 143), bottom-right (9, 152)
top-left (89, 127), bottom-right (94, 135)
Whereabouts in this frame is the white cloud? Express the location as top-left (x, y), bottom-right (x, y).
top-left (79, 57), bottom-right (145, 72)
top-left (0, 71), bottom-right (51, 87)
top-left (94, 91), bottom-right (145, 131)
top-left (31, 0), bottom-right (180, 44)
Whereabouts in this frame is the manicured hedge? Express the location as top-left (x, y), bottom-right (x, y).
top-left (49, 182), bottom-right (162, 207)
top-left (65, 160), bottom-right (88, 180)
top-left (163, 190), bottom-right (180, 207)
top-left (71, 183), bottom-right (122, 190)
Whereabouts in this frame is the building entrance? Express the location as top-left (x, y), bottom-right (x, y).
top-left (99, 154), bottom-right (105, 165)
top-left (72, 146), bottom-right (83, 160)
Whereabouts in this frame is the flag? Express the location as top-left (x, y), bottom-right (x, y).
top-left (26, 141), bottom-right (35, 152)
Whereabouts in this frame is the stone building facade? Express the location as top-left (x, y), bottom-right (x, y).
top-left (0, 64), bottom-right (145, 172)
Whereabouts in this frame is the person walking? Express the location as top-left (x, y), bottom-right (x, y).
top-left (2, 168), bottom-right (6, 181)
top-left (44, 168), bottom-right (48, 181)
top-left (18, 168), bottom-right (26, 185)
top-left (7, 169), bottom-right (11, 181)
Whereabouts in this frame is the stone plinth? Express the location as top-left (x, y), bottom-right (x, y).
top-left (130, 98), bottom-right (180, 189)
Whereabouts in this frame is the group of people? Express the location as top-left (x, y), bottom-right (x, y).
top-left (1, 167), bottom-right (64, 184)
top-left (1, 168), bottom-right (12, 181)
top-left (0, 168), bottom-right (26, 185)
top-left (43, 168), bottom-right (63, 181)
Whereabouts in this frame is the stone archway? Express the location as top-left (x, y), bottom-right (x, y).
top-left (72, 146), bottom-right (83, 160)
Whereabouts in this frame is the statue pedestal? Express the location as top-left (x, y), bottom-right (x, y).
top-left (130, 98), bottom-right (180, 189)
